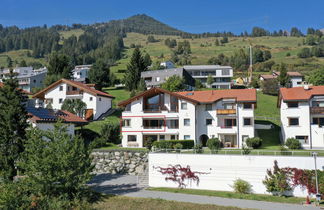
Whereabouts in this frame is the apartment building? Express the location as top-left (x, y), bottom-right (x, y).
top-left (141, 68), bottom-right (195, 90)
top-left (183, 65), bottom-right (233, 89)
top-left (33, 79), bottom-right (114, 120)
top-left (118, 87), bottom-right (256, 148)
top-left (279, 85), bottom-right (324, 149)
top-left (0, 67), bottom-right (47, 92)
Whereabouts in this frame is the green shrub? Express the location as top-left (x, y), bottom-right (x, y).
top-left (206, 138), bottom-right (221, 153)
top-left (144, 137), bottom-right (154, 150)
top-left (232, 179), bottom-right (252, 194)
top-left (246, 137), bottom-right (262, 149)
top-left (242, 145), bottom-right (251, 155)
top-left (285, 138), bottom-right (301, 149)
top-left (0, 181), bottom-right (31, 209)
top-left (152, 140), bottom-right (194, 149)
top-left (193, 144), bottom-right (203, 154)
top-left (173, 143), bottom-right (183, 153)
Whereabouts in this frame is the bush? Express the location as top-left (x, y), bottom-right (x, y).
top-left (152, 140), bottom-right (194, 149)
top-left (193, 144), bottom-right (203, 154)
top-left (174, 143), bottom-right (183, 153)
top-left (144, 137), bottom-right (154, 150)
top-left (242, 145), bottom-right (251, 155)
top-left (261, 79), bottom-right (279, 95)
top-left (232, 179), bottom-right (252, 194)
top-left (99, 123), bottom-right (121, 145)
top-left (285, 138), bottom-right (301, 149)
top-left (206, 138), bottom-right (221, 153)
top-left (245, 137), bottom-right (262, 149)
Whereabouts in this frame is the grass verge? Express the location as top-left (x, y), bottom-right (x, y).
top-left (148, 187), bottom-right (306, 204)
top-left (92, 195), bottom-right (246, 210)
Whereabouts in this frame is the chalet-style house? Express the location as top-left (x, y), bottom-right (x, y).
top-left (260, 71), bottom-right (305, 88)
top-left (33, 79), bottom-right (114, 120)
top-left (118, 87), bottom-right (257, 148)
top-left (27, 107), bottom-right (87, 135)
top-left (279, 85), bottom-right (324, 149)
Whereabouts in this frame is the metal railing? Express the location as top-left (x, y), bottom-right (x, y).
top-left (151, 148), bottom-right (324, 157)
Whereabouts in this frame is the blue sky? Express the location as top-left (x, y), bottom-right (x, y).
top-left (1, 0), bottom-right (324, 34)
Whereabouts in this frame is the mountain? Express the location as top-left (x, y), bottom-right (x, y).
top-left (90, 14), bottom-right (188, 36)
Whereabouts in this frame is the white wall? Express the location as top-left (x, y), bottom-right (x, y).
top-left (149, 153), bottom-right (324, 197)
top-left (32, 122), bottom-right (75, 136)
top-left (290, 77), bottom-right (303, 87)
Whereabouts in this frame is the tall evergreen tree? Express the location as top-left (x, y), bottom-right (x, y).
top-left (143, 53), bottom-right (152, 67)
top-left (278, 63), bottom-right (289, 87)
top-left (0, 71), bottom-right (28, 181)
top-left (45, 52), bottom-right (73, 86)
top-left (88, 59), bottom-right (111, 90)
top-left (124, 47), bottom-right (147, 91)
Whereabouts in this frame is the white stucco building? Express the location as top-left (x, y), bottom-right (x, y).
top-left (26, 107), bottom-right (87, 136)
top-left (118, 87), bottom-right (256, 148)
top-left (33, 79), bottom-right (114, 120)
top-left (260, 71), bottom-right (305, 88)
top-left (72, 65), bottom-right (92, 83)
top-left (279, 85), bottom-right (324, 149)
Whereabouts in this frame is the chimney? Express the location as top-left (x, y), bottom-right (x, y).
top-left (304, 85), bottom-right (310, 90)
top-left (35, 99), bottom-right (43, 109)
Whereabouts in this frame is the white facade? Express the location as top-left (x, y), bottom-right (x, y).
top-left (184, 65), bottom-right (233, 89)
top-left (160, 61), bottom-right (174, 69)
top-left (290, 76), bottom-right (304, 88)
top-left (39, 81), bottom-right (113, 120)
top-left (72, 66), bottom-right (90, 83)
top-left (280, 94), bottom-right (324, 149)
top-left (31, 122), bottom-right (75, 136)
top-left (149, 153), bottom-right (324, 197)
top-left (121, 90), bottom-right (255, 148)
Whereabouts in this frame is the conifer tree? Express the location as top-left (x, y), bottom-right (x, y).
top-left (124, 47), bottom-right (147, 91)
top-left (88, 59), bottom-right (110, 90)
top-left (0, 70), bottom-right (28, 181)
top-left (278, 63), bottom-right (289, 87)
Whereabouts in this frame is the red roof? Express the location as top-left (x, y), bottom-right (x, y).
top-left (118, 87), bottom-right (256, 106)
top-left (33, 79), bottom-right (114, 99)
top-left (279, 86), bottom-right (324, 102)
top-left (177, 89), bottom-right (257, 103)
top-left (274, 71), bottom-right (303, 77)
top-left (260, 74), bottom-right (276, 80)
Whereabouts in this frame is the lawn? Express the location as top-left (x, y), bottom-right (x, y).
top-left (92, 195), bottom-right (246, 210)
top-left (148, 188), bottom-right (306, 204)
top-left (103, 87), bottom-right (130, 107)
top-left (0, 49), bottom-right (46, 68)
top-left (255, 91), bottom-right (280, 125)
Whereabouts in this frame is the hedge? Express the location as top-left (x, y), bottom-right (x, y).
top-left (152, 140), bottom-right (194, 149)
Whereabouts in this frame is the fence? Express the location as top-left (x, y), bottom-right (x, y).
top-left (151, 148), bottom-right (324, 157)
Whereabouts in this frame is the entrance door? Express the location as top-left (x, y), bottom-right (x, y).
top-left (199, 134), bottom-right (209, 147)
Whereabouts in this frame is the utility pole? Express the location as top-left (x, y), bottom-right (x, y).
top-left (312, 152), bottom-right (321, 203)
top-left (248, 45), bottom-right (253, 84)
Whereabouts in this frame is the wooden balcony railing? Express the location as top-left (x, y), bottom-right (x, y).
top-left (66, 90), bottom-right (83, 95)
top-left (311, 107), bottom-right (324, 115)
top-left (216, 109), bottom-right (236, 115)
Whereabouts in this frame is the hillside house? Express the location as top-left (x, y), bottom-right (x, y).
top-left (72, 65), bottom-right (92, 83)
top-left (33, 79), bottom-right (114, 120)
top-left (118, 87), bottom-right (256, 148)
top-left (260, 71), bottom-right (305, 88)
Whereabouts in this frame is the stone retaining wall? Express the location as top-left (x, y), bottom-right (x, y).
top-left (92, 149), bottom-right (148, 175)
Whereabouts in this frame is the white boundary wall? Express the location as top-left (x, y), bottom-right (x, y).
top-left (149, 153), bottom-right (324, 197)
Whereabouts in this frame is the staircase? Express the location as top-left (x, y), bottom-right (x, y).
top-left (137, 169), bottom-right (149, 188)
top-left (97, 108), bottom-right (116, 121)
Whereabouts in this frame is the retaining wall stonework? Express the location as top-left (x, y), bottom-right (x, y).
top-left (92, 150), bottom-right (148, 175)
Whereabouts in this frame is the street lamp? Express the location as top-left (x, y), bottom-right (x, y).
top-left (312, 152), bottom-right (321, 202)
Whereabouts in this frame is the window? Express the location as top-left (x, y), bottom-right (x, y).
top-left (159, 135), bottom-right (165, 140)
top-left (243, 118), bottom-right (252, 126)
top-left (33, 79), bottom-right (36, 83)
top-left (59, 98), bottom-right (63, 104)
top-left (125, 104), bottom-right (131, 111)
top-left (168, 120), bottom-right (179, 129)
top-left (144, 93), bottom-right (164, 112)
top-left (184, 119), bottom-right (190, 126)
top-left (288, 118), bottom-right (299, 126)
top-left (206, 119), bottom-right (213, 125)
top-left (171, 135), bottom-right (178, 140)
top-left (181, 102), bottom-right (187, 110)
top-left (184, 135), bottom-right (191, 140)
top-left (312, 118), bottom-right (324, 126)
top-left (143, 119), bottom-right (164, 129)
top-left (205, 104), bottom-right (212, 111)
top-left (224, 103), bottom-right (235, 109)
top-left (224, 119), bottom-right (236, 127)
top-left (127, 135), bottom-right (137, 142)
top-left (72, 86), bottom-right (77, 91)
top-left (295, 136), bottom-right (309, 144)
top-left (122, 119), bottom-right (131, 127)
top-left (170, 96), bottom-right (178, 112)
top-left (243, 103), bottom-right (252, 109)
top-left (99, 97), bottom-right (102, 101)
top-left (312, 101), bottom-right (324, 107)
top-left (156, 77), bottom-right (160, 82)
top-left (222, 69), bottom-right (230, 75)
top-left (59, 86), bottom-right (63, 91)
top-left (287, 102), bottom-right (299, 108)
top-left (90, 97), bottom-right (93, 101)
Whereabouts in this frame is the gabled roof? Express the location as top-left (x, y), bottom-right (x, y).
top-left (279, 86), bottom-right (324, 103)
top-left (177, 89), bottom-right (257, 103)
top-left (27, 107), bottom-right (88, 125)
top-left (118, 87), bottom-right (256, 107)
top-left (33, 79), bottom-right (114, 99)
top-left (274, 71), bottom-right (303, 77)
top-left (0, 82), bottom-right (32, 95)
top-left (118, 87), bottom-right (200, 107)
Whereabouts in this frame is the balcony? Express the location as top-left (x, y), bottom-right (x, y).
top-left (217, 109), bottom-right (236, 115)
top-left (66, 90), bottom-right (83, 95)
top-left (311, 107), bottom-right (324, 115)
